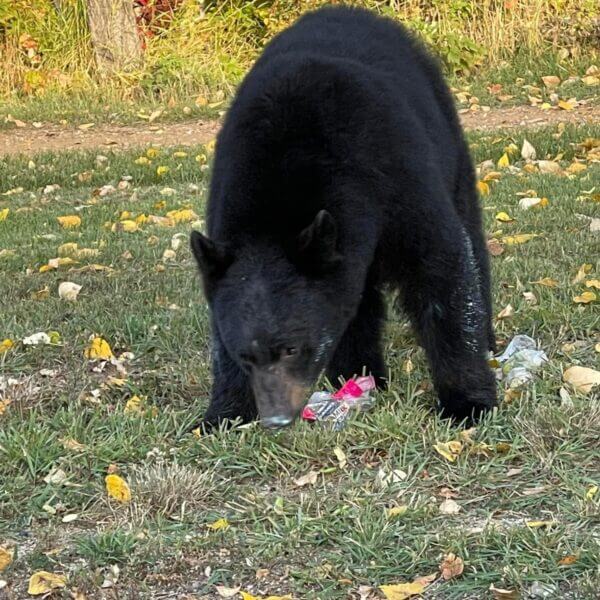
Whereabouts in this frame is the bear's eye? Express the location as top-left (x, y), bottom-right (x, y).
top-left (284, 347), bottom-right (297, 357)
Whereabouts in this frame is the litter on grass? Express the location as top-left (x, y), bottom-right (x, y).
top-left (302, 375), bottom-right (376, 430)
top-left (495, 334), bottom-right (548, 388)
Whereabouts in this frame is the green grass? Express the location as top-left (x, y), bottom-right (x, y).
top-left (0, 125), bottom-right (599, 598)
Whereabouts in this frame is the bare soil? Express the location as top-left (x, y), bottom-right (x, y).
top-left (0, 103), bottom-right (598, 157)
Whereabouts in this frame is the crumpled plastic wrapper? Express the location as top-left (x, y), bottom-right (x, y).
top-left (301, 375), bottom-right (376, 430)
top-left (495, 334), bottom-right (548, 389)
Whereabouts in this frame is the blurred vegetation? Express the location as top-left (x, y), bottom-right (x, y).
top-left (0, 0), bottom-right (598, 108)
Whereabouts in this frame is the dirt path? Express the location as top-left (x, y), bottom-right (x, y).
top-left (1, 103), bottom-right (598, 157)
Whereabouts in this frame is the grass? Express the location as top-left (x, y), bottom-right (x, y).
top-left (0, 124), bottom-right (599, 598)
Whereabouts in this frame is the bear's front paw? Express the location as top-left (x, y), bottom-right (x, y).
top-left (437, 376), bottom-right (497, 425)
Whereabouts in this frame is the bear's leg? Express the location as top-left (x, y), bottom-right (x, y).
top-left (201, 332), bottom-right (257, 429)
top-left (455, 152), bottom-right (496, 352)
top-left (326, 281), bottom-right (387, 388)
top-left (400, 228), bottom-right (497, 423)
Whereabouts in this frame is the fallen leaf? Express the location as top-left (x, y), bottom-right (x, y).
top-left (531, 277), bottom-right (559, 288)
top-left (105, 474), bottom-right (131, 503)
top-left (434, 441), bottom-right (463, 462)
top-left (497, 153), bottom-right (510, 168)
top-left (572, 263), bottom-right (593, 284)
top-left (487, 238), bottom-right (505, 256)
top-left (57, 215), bottom-right (81, 229)
top-left (0, 208), bottom-right (9, 222)
top-left (84, 336), bottom-right (114, 360)
top-left (240, 593), bottom-right (292, 600)
top-left (207, 517), bottom-right (230, 531)
top-left (379, 580), bottom-right (429, 600)
top-left (0, 339), bottom-right (14, 354)
top-left (563, 366), bottom-right (600, 394)
top-left (58, 281), bottom-right (82, 301)
top-left (124, 395), bottom-right (144, 414)
top-left (111, 220), bottom-right (139, 233)
top-left (39, 257), bottom-right (77, 272)
top-left (28, 571), bottom-right (67, 595)
top-left (566, 162), bottom-right (587, 175)
top-left (440, 553), bottom-right (464, 580)
top-left (525, 520), bottom-right (557, 528)
top-left (573, 291), bottom-right (596, 304)
top-left (387, 505), bottom-right (408, 518)
top-left (559, 554), bottom-right (578, 565)
top-left (0, 547), bottom-right (13, 572)
top-left (558, 99), bottom-right (575, 111)
top-left (215, 586), bottom-right (240, 598)
top-left (334, 446), bottom-right (347, 468)
top-left (62, 513), bottom-right (78, 523)
top-left (166, 208), bottom-right (198, 223)
top-left (522, 291), bottom-right (537, 305)
top-left (502, 233), bottom-right (538, 245)
top-left (156, 165), bottom-right (170, 176)
top-left (23, 332), bottom-right (51, 346)
top-left (521, 139), bottom-right (536, 160)
top-left (537, 160), bottom-right (562, 174)
top-left (294, 470), bottom-right (318, 487)
top-left (60, 437), bottom-right (86, 451)
top-left (489, 584), bottom-right (519, 599)
top-left (495, 211), bottom-right (515, 223)
top-left (477, 181), bottom-right (490, 196)
top-left (497, 304), bottom-right (514, 320)
top-left (590, 218), bottom-right (600, 232)
top-left (439, 498), bottom-right (461, 514)
top-left (518, 197), bottom-right (548, 210)
top-left (585, 485), bottom-right (598, 500)
top-left (376, 468), bottom-right (407, 489)
top-left (542, 75), bottom-right (560, 88)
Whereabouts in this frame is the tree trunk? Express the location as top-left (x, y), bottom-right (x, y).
top-left (86, 0), bottom-right (142, 73)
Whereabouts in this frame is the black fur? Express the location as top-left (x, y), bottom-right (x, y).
top-left (191, 6), bottom-right (497, 428)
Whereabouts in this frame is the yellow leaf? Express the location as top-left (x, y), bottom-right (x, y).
top-left (526, 520), bottom-right (557, 528)
top-left (84, 336), bottom-right (114, 360)
top-left (111, 220), bottom-right (139, 233)
top-left (585, 279), bottom-right (600, 290)
top-left (573, 291), bottom-right (596, 304)
top-left (541, 75), bottom-right (561, 88)
top-left (172, 151), bottom-right (188, 158)
top-left (135, 156), bottom-right (151, 165)
top-left (105, 474), bottom-right (131, 503)
top-left (146, 147), bottom-right (159, 159)
top-left (57, 242), bottom-right (79, 256)
top-left (564, 366), bottom-right (600, 394)
top-left (495, 211), bottom-right (514, 223)
top-left (585, 485), bottom-right (598, 500)
top-left (166, 208), bottom-right (198, 224)
top-left (60, 437), bottom-right (86, 451)
top-left (0, 399), bottom-right (12, 415)
top-left (39, 257), bottom-right (77, 272)
top-left (57, 215), bottom-right (81, 229)
top-left (28, 571), bottom-right (67, 595)
top-left (502, 233), bottom-right (538, 245)
top-left (380, 580), bottom-right (429, 600)
top-left (572, 263), bottom-right (593, 284)
top-left (240, 593), bottom-right (292, 600)
top-left (434, 440), bottom-right (463, 462)
top-left (207, 517), bottom-right (230, 531)
top-left (558, 99), bottom-right (574, 111)
top-left (566, 162), bottom-right (587, 175)
top-left (0, 338), bottom-right (14, 354)
top-left (387, 505), bottom-right (408, 518)
top-left (0, 546), bottom-right (13, 571)
top-left (595, 343), bottom-right (600, 353)
top-left (124, 395), bottom-right (144, 414)
top-left (497, 153), bottom-right (510, 168)
top-left (156, 165), bottom-right (170, 176)
top-left (0, 207), bottom-right (9, 221)
top-left (531, 277), bottom-right (559, 288)
top-left (477, 181), bottom-right (490, 196)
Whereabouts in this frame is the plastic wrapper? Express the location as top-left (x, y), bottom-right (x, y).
top-left (496, 334), bottom-right (548, 388)
top-left (301, 375), bottom-right (376, 430)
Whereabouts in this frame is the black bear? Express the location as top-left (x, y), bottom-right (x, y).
top-left (191, 6), bottom-right (497, 429)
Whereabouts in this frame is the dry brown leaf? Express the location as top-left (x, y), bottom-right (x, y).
top-left (563, 366), bottom-right (600, 393)
top-left (294, 470), bottom-right (318, 487)
top-left (497, 304), bottom-right (514, 320)
top-left (440, 553), bottom-right (464, 580)
top-left (489, 584), bottom-right (519, 599)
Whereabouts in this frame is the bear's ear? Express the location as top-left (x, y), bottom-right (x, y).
top-left (296, 210), bottom-right (342, 273)
top-left (190, 230), bottom-right (233, 280)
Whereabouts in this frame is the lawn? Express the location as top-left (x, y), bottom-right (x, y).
top-left (0, 124), bottom-right (599, 599)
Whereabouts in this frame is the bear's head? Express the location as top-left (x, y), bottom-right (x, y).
top-left (191, 210), bottom-right (354, 427)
